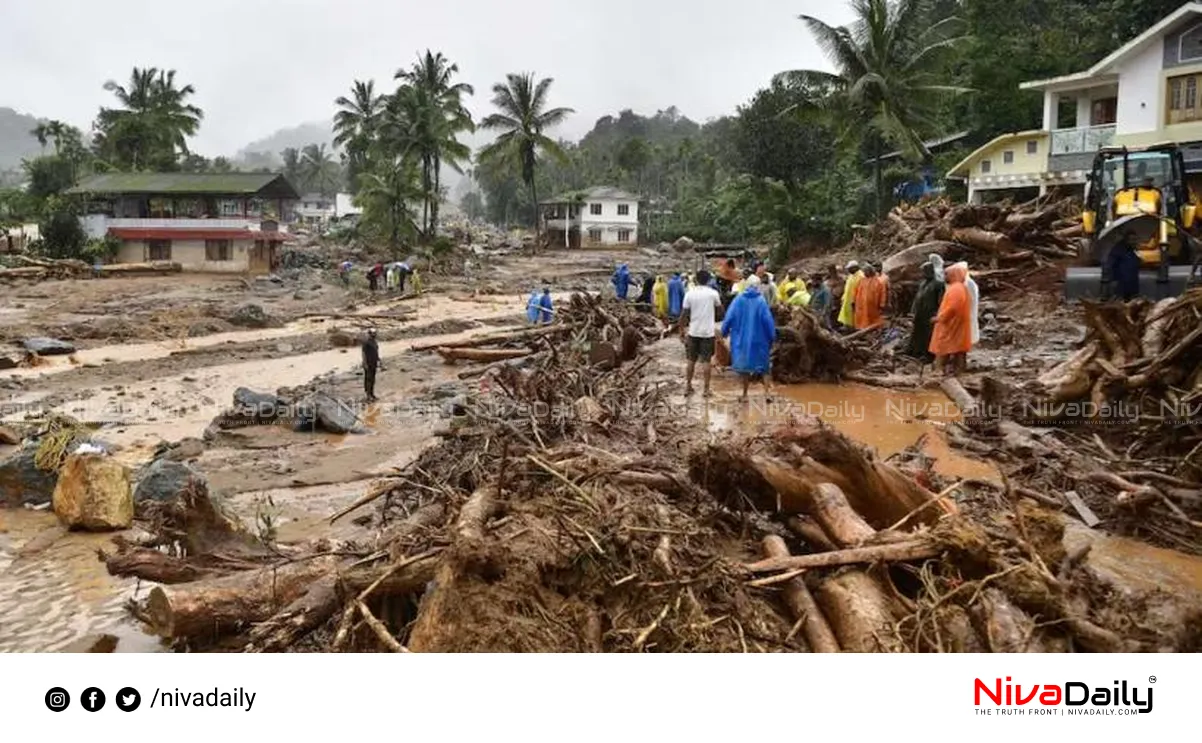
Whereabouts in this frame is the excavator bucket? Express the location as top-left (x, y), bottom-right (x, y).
top-left (1065, 214), bottom-right (1200, 300)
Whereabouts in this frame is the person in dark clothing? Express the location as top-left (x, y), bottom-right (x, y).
top-left (367, 262), bottom-right (385, 292)
top-left (1106, 231), bottom-right (1142, 301)
top-left (362, 328), bottom-right (383, 401)
top-left (637, 274), bottom-right (656, 312)
top-left (906, 262), bottom-right (945, 362)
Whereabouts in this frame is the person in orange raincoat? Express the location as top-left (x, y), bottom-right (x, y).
top-left (853, 265), bottom-right (888, 329)
top-left (928, 262), bottom-right (973, 376)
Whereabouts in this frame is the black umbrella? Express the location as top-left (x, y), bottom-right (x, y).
top-left (1095, 213), bottom-right (1162, 257)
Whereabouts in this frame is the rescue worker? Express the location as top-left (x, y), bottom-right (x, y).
top-left (611, 263), bottom-right (632, 300)
top-left (538, 285), bottom-right (554, 324)
top-left (929, 263), bottom-right (973, 377)
top-left (526, 288), bottom-right (542, 324)
top-left (808, 276), bottom-right (832, 329)
top-left (361, 328), bottom-right (382, 402)
top-left (906, 262), bottom-right (944, 362)
top-left (667, 272), bottom-right (685, 322)
top-left (853, 264), bottom-right (888, 330)
top-left (721, 274), bottom-right (776, 401)
top-left (838, 261), bottom-right (863, 329)
top-left (652, 275), bottom-right (669, 319)
top-left (1106, 230), bottom-right (1142, 300)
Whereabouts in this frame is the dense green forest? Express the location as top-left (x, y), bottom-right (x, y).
top-left (2, 0), bottom-right (1191, 259)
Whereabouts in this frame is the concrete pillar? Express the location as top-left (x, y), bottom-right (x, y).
top-left (1043, 90), bottom-right (1058, 131)
top-left (1076, 94), bottom-right (1092, 128)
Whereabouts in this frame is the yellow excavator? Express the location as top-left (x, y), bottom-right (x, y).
top-left (1070, 144), bottom-right (1202, 300)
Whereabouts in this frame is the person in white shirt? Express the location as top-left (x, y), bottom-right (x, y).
top-left (678, 269), bottom-right (724, 397)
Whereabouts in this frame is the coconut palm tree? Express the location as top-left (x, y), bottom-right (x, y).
top-left (300, 143), bottom-right (340, 197)
top-left (776, 0), bottom-right (966, 216)
top-left (357, 158), bottom-right (423, 253)
top-left (96, 66), bottom-right (204, 169)
top-left (393, 51), bottom-right (475, 240)
top-left (280, 147), bottom-right (303, 187)
top-left (30, 123), bottom-right (51, 153)
top-left (478, 73), bottom-right (574, 237)
top-left (334, 79), bottom-right (387, 194)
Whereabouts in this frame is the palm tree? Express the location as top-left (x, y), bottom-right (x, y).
top-left (30, 123), bottom-right (50, 153)
top-left (301, 143), bottom-right (340, 197)
top-left (776, 0), bottom-right (965, 216)
top-left (97, 66), bottom-right (204, 169)
top-left (357, 158), bottom-right (423, 252)
top-left (393, 51), bottom-right (475, 240)
top-left (334, 79), bottom-right (387, 147)
top-left (45, 121), bottom-right (67, 155)
top-left (280, 147), bottom-right (303, 187)
top-left (478, 73), bottom-right (574, 237)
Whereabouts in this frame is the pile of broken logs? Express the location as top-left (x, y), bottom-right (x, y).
top-left (99, 299), bottom-right (1202, 652)
top-left (769, 305), bottom-right (906, 384)
top-left (0, 255), bottom-right (182, 281)
top-left (416, 292), bottom-right (669, 380)
top-left (876, 196), bottom-right (1082, 302)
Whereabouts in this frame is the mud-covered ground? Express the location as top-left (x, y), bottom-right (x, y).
top-left (4, 244), bottom-right (1180, 652)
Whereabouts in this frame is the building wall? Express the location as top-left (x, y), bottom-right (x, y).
top-left (1164, 21), bottom-right (1202, 68)
top-left (115, 238), bottom-right (253, 272)
top-left (969, 134), bottom-right (1048, 178)
top-left (580, 197), bottom-right (639, 246)
top-left (1117, 41), bottom-right (1165, 136)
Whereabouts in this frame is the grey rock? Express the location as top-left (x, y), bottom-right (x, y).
top-left (292, 290), bottom-right (318, 301)
top-left (228, 303), bottom-right (274, 328)
top-left (0, 446), bottom-right (58, 507)
top-left (22, 337), bottom-right (76, 356)
top-left (299, 394), bottom-right (365, 434)
top-left (232, 387), bottom-right (283, 421)
top-left (0, 356), bottom-right (19, 370)
top-left (162, 437), bottom-right (205, 461)
top-left (429, 383), bottom-right (460, 401)
top-left (134, 459), bottom-right (207, 503)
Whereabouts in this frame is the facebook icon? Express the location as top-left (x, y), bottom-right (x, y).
top-left (81, 687), bottom-right (106, 712)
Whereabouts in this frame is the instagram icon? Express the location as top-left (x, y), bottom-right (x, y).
top-left (45, 687), bottom-right (70, 712)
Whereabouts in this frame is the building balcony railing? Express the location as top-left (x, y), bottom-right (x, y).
top-left (1050, 124), bottom-right (1116, 155)
top-left (544, 217), bottom-right (582, 230)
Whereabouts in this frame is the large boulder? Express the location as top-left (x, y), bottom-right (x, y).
top-left (22, 337), bottom-right (76, 356)
top-left (314, 394), bottom-right (365, 434)
top-left (672, 236), bottom-right (696, 252)
top-left (0, 446), bottom-right (58, 507)
top-left (52, 454), bottom-right (133, 531)
top-left (0, 424), bottom-right (20, 445)
top-left (297, 394), bottom-right (365, 434)
top-left (134, 459), bottom-right (207, 503)
top-left (232, 387), bottom-right (284, 421)
top-left (0, 355), bottom-right (19, 370)
top-left (228, 303), bottom-right (275, 328)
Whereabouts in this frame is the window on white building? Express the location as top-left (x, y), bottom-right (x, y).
top-left (1026, 140), bottom-right (1038, 155)
top-left (617, 204), bottom-right (630, 216)
top-left (981, 160), bottom-right (992, 174)
top-left (617, 229), bottom-right (631, 243)
top-left (219, 199), bottom-right (243, 217)
top-left (1003, 150), bottom-right (1014, 165)
top-left (588, 228), bottom-right (602, 242)
top-left (147, 240), bottom-right (172, 261)
top-left (589, 203), bottom-right (602, 215)
top-left (205, 239), bottom-right (232, 261)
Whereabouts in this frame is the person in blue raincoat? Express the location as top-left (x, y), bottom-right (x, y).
top-left (720, 274), bottom-right (776, 401)
top-left (611, 263), bottom-right (631, 300)
top-left (538, 286), bottom-right (554, 324)
top-left (667, 272), bottom-right (685, 321)
top-left (526, 289), bottom-right (542, 324)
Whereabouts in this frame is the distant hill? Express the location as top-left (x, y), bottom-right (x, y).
top-left (235, 121), bottom-right (334, 164)
top-left (0, 107), bottom-right (47, 170)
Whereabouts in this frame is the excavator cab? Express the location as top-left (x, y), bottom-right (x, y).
top-left (1069, 144), bottom-right (1200, 300)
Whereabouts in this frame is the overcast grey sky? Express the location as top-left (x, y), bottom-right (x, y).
top-left (1, 0), bottom-right (853, 156)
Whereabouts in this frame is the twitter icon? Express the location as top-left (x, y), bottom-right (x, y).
top-left (116, 687), bottom-right (141, 712)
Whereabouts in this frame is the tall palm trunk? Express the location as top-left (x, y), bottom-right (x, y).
top-left (530, 174), bottom-right (540, 242)
top-left (420, 157), bottom-right (431, 240)
top-left (431, 153), bottom-right (442, 241)
top-left (872, 135), bottom-right (883, 220)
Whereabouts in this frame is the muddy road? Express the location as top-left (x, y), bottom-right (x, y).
top-left (0, 246), bottom-right (1042, 651)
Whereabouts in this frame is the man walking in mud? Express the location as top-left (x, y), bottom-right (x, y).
top-left (679, 269), bottom-right (723, 397)
top-left (362, 328), bottom-right (382, 402)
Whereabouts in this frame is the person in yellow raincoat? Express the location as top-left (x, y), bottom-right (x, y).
top-left (785, 282), bottom-right (810, 307)
top-left (776, 272), bottom-right (796, 303)
top-left (652, 275), bottom-right (669, 318)
top-left (837, 260), bottom-right (862, 328)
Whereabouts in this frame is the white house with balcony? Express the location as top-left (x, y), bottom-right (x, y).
top-left (540, 186), bottom-right (641, 248)
top-left (949, 2), bottom-right (1202, 203)
top-left (67, 172), bottom-right (299, 273)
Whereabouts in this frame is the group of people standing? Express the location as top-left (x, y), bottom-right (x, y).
top-left (340, 260), bottom-right (418, 294)
top-left (903, 253), bottom-right (980, 376)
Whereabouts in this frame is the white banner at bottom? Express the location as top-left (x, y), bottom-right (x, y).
top-left (0, 653), bottom-right (1190, 741)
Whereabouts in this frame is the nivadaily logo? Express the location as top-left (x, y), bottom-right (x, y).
top-left (974, 677), bottom-right (1153, 716)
